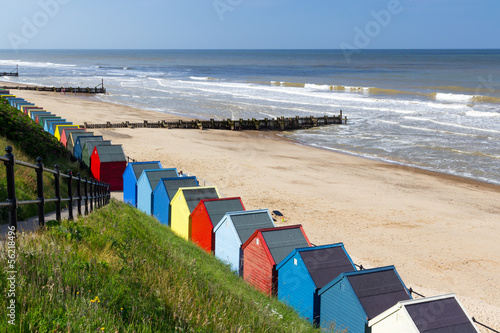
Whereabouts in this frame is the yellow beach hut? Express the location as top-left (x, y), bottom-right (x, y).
top-left (55, 124), bottom-right (80, 141)
top-left (170, 186), bottom-right (220, 240)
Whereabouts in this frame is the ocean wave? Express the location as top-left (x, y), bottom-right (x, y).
top-left (0, 59), bottom-right (76, 68)
top-left (433, 93), bottom-right (472, 103)
top-left (189, 76), bottom-right (217, 81)
top-left (466, 110), bottom-right (500, 117)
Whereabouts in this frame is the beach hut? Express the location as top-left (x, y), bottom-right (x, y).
top-left (74, 135), bottom-right (102, 161)
top-left (136, 168), bottom-right (178, 215)
top-left (54, 124), bottom-right (79, 141)
top-left (91, 144), bottom-right (127, 191)
top-left (49, 121), bottom-right (72, 136)
top-left (61, 128), bottom-right (86, 148)
top-left (30, 111), bottom-right (49, 122)
top-left (276, 243), bottom-right (357, 325)
top-left (40, 116), bottom-right (62, 131)
top-left (152, 176), bottom-right (198, 226)
top-left (43, 117), bottom-right (64, 132)
top-left (27, 108), bottom-right (46, 118)
top-left (190, 197), bottom-right (245, 253)
top-left (242, 225), bottom-right (310, 295)
top-left (23, 106), bottom-right (43, 115)
top-left (36, 113), bottom-right (55, 124)
top-left (368, 293), bottom-right (480, 333)
top-left (82, 140), bottom-right (111, 168)
top-left (68, 131), bottom-right (94, 155)
top-left (214, 209), bottom-right (276, 275)
top-left (318, 266), bottom-right (411, 333)
top-left (16, 102), bottom-right (34, 110)
top-left (170, 187), bottom-right (220, 240)
top-left (122, 161), bottom-right (162, 207)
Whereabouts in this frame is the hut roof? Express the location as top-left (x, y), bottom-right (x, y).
top-left (84, 140), bottom-right (112, 154)
top-left (298, 245), bottom-right (355, 289)
top-left (183, 187), bottom-right (219, 213)
top-left (131, 162), bottom-right (161, 180)
top-left (229, 210), bottom-right (275, 244)
top-left (70, 132), bottom-right (95, 145)
top-left (142, 169), bottom-right (178, 190)
top-left (260, 226), bottom-right (310, 265)
top-left (76, 135), bottom-right (102, 148)
top-left (160, 177), bottom-right (198, 199)
top-left (405, 296), bottom-right (477, 332)
top-left (63, 128), bottom-right (85, 140)
top-left (203, 198), bottom-right (244, 225)
top-left (95, 145), bottom-right (126, 163)
top-left (346, 267), bottom-right (410, 319)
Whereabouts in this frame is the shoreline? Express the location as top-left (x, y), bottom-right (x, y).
top-left (4, 84), bottom-right (500, 330)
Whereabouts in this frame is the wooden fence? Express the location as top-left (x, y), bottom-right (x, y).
top-left (0, 146), bottom-right (110, 234)
top-left (84, 113), bottom-right (347, 131)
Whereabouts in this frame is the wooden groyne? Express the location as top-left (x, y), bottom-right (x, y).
top-left (0, 65), bottom-right (18, 77)
top-left (1, 79), bottom-right (106, 94)
top-left (84, 113), bottom-right (347, 131)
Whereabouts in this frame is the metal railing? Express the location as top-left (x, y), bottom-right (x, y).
top-left (1, 146), bottom-right (110, 234)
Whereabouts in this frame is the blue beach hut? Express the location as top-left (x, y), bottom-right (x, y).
top-left (152, 176), bottom-right (198, 226)
top-left (74, 135), bottom-right (102, 161)
top-left (49, 121), bottom-right (72, 135)
top-left (30, 111), bottom-right (49, 122)
top-left (213, 209), bottom-right (276, 275)
top-left (136, 169), bottom-right (179, 216)
top-left (276, 243), bottom-right (356, 325)
top-left (122, 161), bottom-right (162, 207)
top-left (318, 265), bottom-right (412, 333)
top-left (43, 117), bottom-right (64, 132)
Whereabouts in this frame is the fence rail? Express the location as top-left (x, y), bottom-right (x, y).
top-left (1, 146), bottom-right (110, 234)
top-left (84, 113), bottom-right (347, 131)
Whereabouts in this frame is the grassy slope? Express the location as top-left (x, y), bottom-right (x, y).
top-left (0, 97), bottom-right (88, 222)
top-left (0, 200), bottom-right (339, 332)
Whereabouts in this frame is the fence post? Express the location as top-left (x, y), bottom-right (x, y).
top-left (54, 165), bottom-right (61, 222)
top-left (95, 181), bottom-right (100, 208)
top-left (84, 176), bottom-right (89, 215)
top-left (67, 169), bottom-right (73, 221)
top-left (98, 182), bottom-right (103, 208)
top-left (4, 146), bottom-right (17, 233)
top-left (35, 157), bottom-right (45, 226)
top-left (89, 179), bottom-right (94, 212)
top-left (76, 173), bottom-right (82, 216)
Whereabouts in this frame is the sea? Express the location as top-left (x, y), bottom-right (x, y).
top-left (1, 49), bottom-right (499, 185)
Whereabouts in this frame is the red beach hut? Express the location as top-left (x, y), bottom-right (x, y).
top-left (61, 128), bottom-right (86, 148)
top-left (91, 144), bottom-right (127, 191)
top-left (190, 197), bottom-right (245, 253)
top-left (242, 225), bottom-right (310, 295)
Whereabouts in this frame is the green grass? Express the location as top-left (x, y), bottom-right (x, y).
top-left (0, 97), bottom-right (89, 222)
top-left (0, 200), bottom-right (345, 332)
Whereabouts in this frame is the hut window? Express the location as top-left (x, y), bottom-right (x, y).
top-left (256, 238), bottom-right (259, 245)
top-left (293, 258), bottom-right (297, 266)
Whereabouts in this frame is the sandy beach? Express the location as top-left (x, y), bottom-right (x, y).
top-left (6, 86), bottom-right (500, 330)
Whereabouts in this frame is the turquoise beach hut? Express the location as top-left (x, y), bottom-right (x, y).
top-left (152, 176), bottom-right (198, 226)
top-left (49, 121), bottom-right (72, 136)
top-left (318, 266), bottom-right (411, 332)
top-left (276, 243), bottom-right (356, 325)
top-left (122, 161), bottom-right (162, 207)
top-left (213, 209), bottom-right (276, 275)
top-left (136, 169), bottom-right (179, 216)
top-left (43, 118), bottom-right (65, 132)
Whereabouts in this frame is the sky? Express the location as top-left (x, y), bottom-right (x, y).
top-left (0, 0), bottom-right (499, 50)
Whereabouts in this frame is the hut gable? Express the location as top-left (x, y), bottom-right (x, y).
top-left (68, 132), bottom-right (94, 155)
top-left (61, 128), bottom-right (85, 147)
top-left (55, 124), bottom-right (78, 141)
top-left (276, 243), bottom-right (356, 324)
top-left (318, 266), bottom-right (411, 333)
top-left (190, 197), bottom-right (245, 253)
top-left (368, 294), bottom-right (480, 333)
top-left (122, 161), bottom-right (162, 207)
top-left (213, 209), bottom-right (276, 274)
top-left (74, 136), bottom-right (102, 160)
top-left (170, 187), bottom-right (220, 240)
top-left (137, 169), bottom-right (178, 216)
top-left (152, 177), bottom-right (198, 226)
top-left (242, 225), bottom-right (310, 295)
